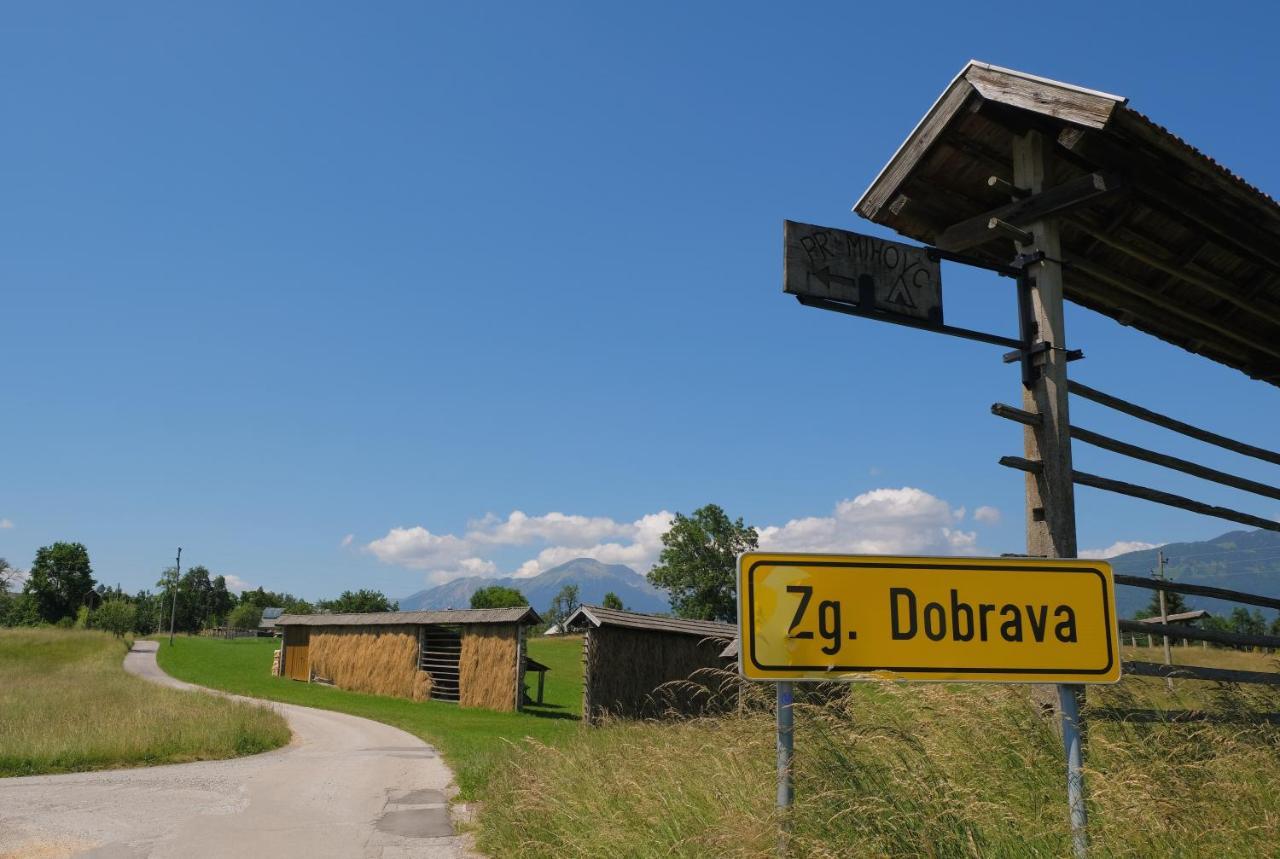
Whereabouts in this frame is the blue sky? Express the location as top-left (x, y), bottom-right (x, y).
top-left (4, 2), bottom-right (1279, 600)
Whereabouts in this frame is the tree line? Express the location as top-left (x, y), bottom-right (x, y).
top-left (0, 542), bottom-right (397, 636)
top-left (1132, 587), bottom-right (1280, 642)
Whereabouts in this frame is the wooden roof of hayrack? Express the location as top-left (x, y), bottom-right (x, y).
top-left (277, 606), bottom-right (541, 626)
top-left (565, 604), bottom-right (736, 639)
top-left (855, 61), bottom-right (1280, 385)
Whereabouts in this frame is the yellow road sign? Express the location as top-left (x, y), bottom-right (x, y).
top-left (738, 553), bottom-right (1120, 683)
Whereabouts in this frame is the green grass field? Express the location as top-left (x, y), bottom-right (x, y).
top-left (478, 648), bottom-right (1280, 858)
top-left (155, 633), bottom-right (586, 799)
top-left (0, 629), bottom-right (289, 777)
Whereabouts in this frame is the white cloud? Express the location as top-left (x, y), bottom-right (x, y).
top-left (0, 518), bottom-right (13, 529)
top-left (223, 574), bottom-right (252, 593)
top-left (340, 534), bottom-right (354, 548)
top-left (1080, 540), bottom-right (1163, 559)
top-left (758, 488), bottom-right (979, 556)
top-left (365, 526), bottom-right (474, 570)
top-left (973, 506), bottom-right (1001, 525)
top-left (364, 489), bottom-right (1001, 585)
top-left (468, 511), bottom-right (632, 546)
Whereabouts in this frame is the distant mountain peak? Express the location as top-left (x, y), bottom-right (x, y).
top-left (400, 557), bottom-right (668, 613)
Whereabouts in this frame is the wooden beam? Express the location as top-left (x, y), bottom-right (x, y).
top-left (1068, 381), bottom-right (1280, 467)
top-left (1121, 662), bottom-right (1280, 687)
top-left (1063, 255), bottom-right (1280, 362)
top-left (998, 456), bottom-right (1280, 533)
top-left (1058, 127), bottom-right (1280, 271)
top-left (1067, 218), bottom-right (1280, 326)
top-left (1118, 620), bottom-right (1280, 651)
top-left (1069, 424), bottom-right (1280, 502)
top-left (936, 172), bottom-right (1123, 252)
top-left (965, 63), bottom-right (1123, 130)
top-left (1013, 131), bottom-right (1077, 560)
top-left (857, 79), bottom-right (976, 220)
top-left (1114, 574), bottom-right (1280, 613)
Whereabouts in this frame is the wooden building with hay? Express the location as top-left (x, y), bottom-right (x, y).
top-left (564, 604), bottom-right (736, 724)
top-left (276, 606), bottom-right (540, 712)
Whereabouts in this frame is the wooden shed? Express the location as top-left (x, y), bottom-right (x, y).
top-left (565, 604), bottom-right (736, 724)
top-left (276, 606), bottom-right (540, 712)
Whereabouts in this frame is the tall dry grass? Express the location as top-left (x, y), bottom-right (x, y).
top-left (459, 625), bottom-right (519, 710)
top-left (478, 652), bottom-right (1280, 857)
top-left (309, 626), bottom-right (429, 700)
top-left (0, 629), bottom-right (290, 776)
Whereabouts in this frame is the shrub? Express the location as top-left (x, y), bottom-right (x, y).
top-left (227, 603), bottom-right (262, 630)
top-left (93, 600), bottom-right (137, 638)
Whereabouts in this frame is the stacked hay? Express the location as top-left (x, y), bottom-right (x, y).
top-left (584, 626), bottom-right (735, 724)
top-left (308, 625), bottom-right (429, 700)
top-left (271, 649), bottom-right (281, 677)
top-left (458, 624), bottom-right (519, 711)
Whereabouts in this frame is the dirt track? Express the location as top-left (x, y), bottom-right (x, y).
top-left (0, 640), bottom-right (473, 858)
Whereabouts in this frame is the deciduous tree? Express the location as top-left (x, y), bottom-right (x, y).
top-left (470, 586), bottom-right (528, 609)
top-left (647, 504), bottom-right (757, 622)
top-left (24, 542), bottom-right (96, 624)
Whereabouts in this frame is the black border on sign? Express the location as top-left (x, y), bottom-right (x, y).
top-left (745, 559), bottom-right (1115, 677)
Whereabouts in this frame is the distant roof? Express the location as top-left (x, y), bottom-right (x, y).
top-left (277, 606), bottom-right (540, 627)
top-left (261, 607), bottom-right (285, 619)
top-left (1134, 609), bottom-right (1211, 624)
top-left (565, 604), bottom-right (736, 640)
top-left (855, 61), bottom-right (1280, 387)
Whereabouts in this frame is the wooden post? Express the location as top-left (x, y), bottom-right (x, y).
top-left (1013, 130), bottom-right (1087, 859)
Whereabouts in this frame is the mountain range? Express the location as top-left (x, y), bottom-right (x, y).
top-left (398, 529), bottom-right (1280, 620)
top-left (399, 557), bottom-right (669, 614)
top-left (1106, 528), bottom-right (1280, 618)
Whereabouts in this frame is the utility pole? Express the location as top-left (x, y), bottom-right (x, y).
top-left (1012, 130), bottom-right (1087, 858)
top-left (169, 547), bottom-right (181, 647)
top-left (1155, 549), bottom-right (1173, 690)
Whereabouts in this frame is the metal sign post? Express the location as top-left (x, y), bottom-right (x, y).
top-left (776, 681), bottom-right (794, 808)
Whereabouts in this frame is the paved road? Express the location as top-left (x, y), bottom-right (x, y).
top-left (0, 641), bottom-right (474, 859)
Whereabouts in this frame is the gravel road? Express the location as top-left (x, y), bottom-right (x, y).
top-left (0, 640), bottom-right (474, 859)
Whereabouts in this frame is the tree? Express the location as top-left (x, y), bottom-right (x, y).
top-left (602, 591), bottom-right (625, 610)
top-left (647, 504), bottom-right (758, 622)
top-left (544, 583), bottom-right (581, 629)
top-left (24, 542), bottom-right (96, 624)
top-left (470, 586), bottom-right (528, 609)
top-left (320, 589), bottom-right (397, 613)
top-left (1134, 587), bottom-right (1189, 620)
top-left (0, 558), bottom-right (16, 593)
top-left (227, 602), bottom-right (263, 630)
top-left (94, 599), bottom-right (137, 638)
top-left (209, 575), bottom-right (235, 626)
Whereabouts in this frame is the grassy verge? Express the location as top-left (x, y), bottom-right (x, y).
top-left (155, 634), bottom-right (585, 799)
top-left (478, 648), bottom-right (1280, 857)
top-left (0, 629), bottom-right (289, 777)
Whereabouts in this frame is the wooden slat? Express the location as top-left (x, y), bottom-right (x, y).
top-left (1118, 620), bottom-right (1280, 650)
top-left (936, 172), bottom-right (1122, 252)
top-left (1122, 661), bottom-right (1280, 686)
top-left (1069, 425), bottom-right (1280, 502)
top-left (1113, 574), bottom-right (1280, 612)
top-left (1067, 381), bottom-right (1280, 466)
top-left (998, 456), bottom-right (1280, 533)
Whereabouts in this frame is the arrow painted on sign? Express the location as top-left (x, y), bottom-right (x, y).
top-left (811, 267), bottom-right (877, 308)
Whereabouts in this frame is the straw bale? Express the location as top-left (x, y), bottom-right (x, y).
top-left (459, 624), bottom-right (519, 711)
top-left (583, 626), bottom-right (735, 724)
top-left (308, 625), bottom-right (424, 699)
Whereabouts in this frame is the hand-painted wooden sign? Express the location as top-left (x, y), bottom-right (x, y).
top-left (783, 220), bottom-right (943, 324)
top-left (738, 553), bottom-right (1120, 684)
